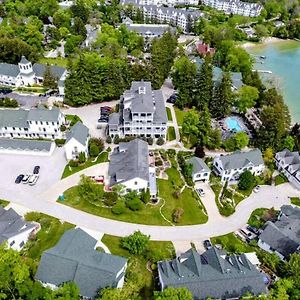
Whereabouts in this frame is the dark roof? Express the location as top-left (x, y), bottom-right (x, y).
top-left (35, 228), bottom-right (127, 299)
top-left (259, 205), bottom-right (300, 258)
top-left (0, 63), bottom-right (20, 77)
top-left (0, 138), bottom-right (53, 152)
top-left (158, 247), bottom-right (267, 300)
top-left (0, 109), bottom-right (29, 128)
top-left (108, 138), bottom-right (149, 186)
top-left (32, 63), bottom-right (66, 79)
top-left (66, 122), bottom-right (89, 146)
top-left (187, 157), bottom-right (210, 176)
top-left (27, 107), bottom-right (61, 122)
top-left (0, 206), bottom-right (35, 244)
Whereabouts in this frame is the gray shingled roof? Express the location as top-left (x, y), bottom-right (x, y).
top-left (27, 107), bottom-right (61, 122)
top-left (218, 149), bottom-right (264, 171)
top-left (35, 228), bottom-right (127, 299)
top-left (32, 63), bottom-right (66, 79)
top-left (108, 112), bottom-right (120, 126)
top-left (0, 138), bottom-right (53, 152)
top-left (19, 56), bottom-right (30, 65)
top-left (126, 24), bottom-right (173, 36)
top-left (0, 109), bottom-right (29, 128)
top-left (0, 206), bottom-right (35, 245)
top-left (259, 205), bottom-right (300, 258)
top-left (108, 138), bottom-right (150, 186)
top-left (0, 63), bottom-right (20, 77)
top-left (158, 247), bottom-right (267, 300)
top-left (66, 122), bottom-right (89, 146)
top-left (187, 157), bottom-right (210, 176)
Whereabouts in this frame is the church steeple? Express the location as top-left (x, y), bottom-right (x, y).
top-left (18, 56), bottom-right (33, 74)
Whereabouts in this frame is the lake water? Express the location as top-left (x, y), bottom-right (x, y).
top-left (246, 40), bottom-right (300, 123)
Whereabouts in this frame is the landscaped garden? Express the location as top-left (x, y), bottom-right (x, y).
top-left (174, 107), bottom-right (187, 126)
top-left (291, 197), bottom-right (300, 207)
top-left (274, 173), bottom-right (288, 186)
top-left (61, 151), bottom-right (108, 178)
top-left (247, 208), bottom-right (277, 229)
top-left (66, 114), bottom-right (83, 126)
top-left (167, 126), bottom-right (176, 141)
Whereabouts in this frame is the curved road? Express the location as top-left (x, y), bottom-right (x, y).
top-left (2, 162), bottom-right (300, 241)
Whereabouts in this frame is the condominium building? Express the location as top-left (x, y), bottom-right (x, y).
top-left (0, 107), bottom-right (65, 140)
top-left (108, 80), bottom-right (167, 139)
top-left (121, 0), bottom-right (199, 7)
top-left (202, 0), bottom-right (262, 17)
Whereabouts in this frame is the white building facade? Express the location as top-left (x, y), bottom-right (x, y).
top-left (121, 0), bottom-right (199, 7)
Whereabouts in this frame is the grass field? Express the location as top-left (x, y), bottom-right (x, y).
top-left (174, 107), bottom-right (187, 126)
top-left (274, 174), bottom-right (288, 186)
top-left (166, 107), bottom-right (172, 121)
top-left (167, 126), bottom-right (176, 141)
top-left (39, 57), bottom-right (69, 68)
top-left (248, 208), bottom-right (269, 228)
top-left (291, 197), bottom-right (300, 206)
top-left (61, 151), bottom-right (108, 178)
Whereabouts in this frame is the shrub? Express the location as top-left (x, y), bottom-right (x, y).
top-left (195, 145), bottom-right (205, 158)
top-left (89, 138), bottom-right (104, 153)
top-left (113, 135), bottom-right (120, 144)
top-left (106, 136), bottom-right (112, 144)
top-left (55, 139), bottom-right (66, 146)
top-left (60, 124), bottom-right (66, 131)
top-left (126, 197), bottom-right (142, 211)
top-left (238, 170), bottom-right (256, 190)
top-left (89, 143), bottom-right (100, 157)
top-left (103, 192), bottom-right (118, 206)
top-left (156, 137), bottom-right (165, 145)
top-left (112, 200), bottom-right (126, 215)
top-left (147, 137), bottom-right (153, 145)
top-left (69, 160), bottom-right (79, 167)
top-left (121, 230), bottom-right (150, 255)
top-left (173, 208), bottom-right (184, 223)
top-left (78, 152), bottom-right (86, 164)
top-left (0, 97), bottom-right (18, 108)
top-left (167, 149), bottom-right (176, 158)
top-left (141, 189), bottom-right (151, 204)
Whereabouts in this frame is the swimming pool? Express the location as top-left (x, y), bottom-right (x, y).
top-left (225, 116), bottom-right (243, 132)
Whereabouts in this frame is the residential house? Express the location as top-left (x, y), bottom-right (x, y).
top-left (64, 122), bottom-right (90, 160)
top-left (196, 41), bottom-right (215, 57)
top-left (258, 205), bottom-right (300, 260)
top-left (0, 107), bottom-right (65, 140)
top-left (213, 149), bottom-right (265, 184)
top-left (202, 0), bottom-right (263, 17)
top-left (0, 56), bottom-right (67, 97)
top-left (108, 80), bottom-right (167, 139)
top-left (158, 247), bottom-right (267, 300)
top-left (108, 138), bottom-right (157, 197)
top-left (35, 228), bottom-right (127, 299)
top-left (187, 157), bottom-right (211, 182)
top-left (83, 24), bottom-right (100, 49)
top-left (0, 206), bottom-right (38, 251)
top-left (275, 149), bottom-right (300, 190)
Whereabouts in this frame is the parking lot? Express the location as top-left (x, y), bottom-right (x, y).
top-left (0, 148), bottom-right (67, 202)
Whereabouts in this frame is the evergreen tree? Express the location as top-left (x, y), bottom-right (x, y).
top-left (43, 64), bottom-right (58, 90)
top-left (197, 105), bottom-right (212, 146)
top-left (210, 72), bottom-right (233, 118)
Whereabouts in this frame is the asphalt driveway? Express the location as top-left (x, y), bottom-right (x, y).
top-left (0, 147), bottom-right (67, 202)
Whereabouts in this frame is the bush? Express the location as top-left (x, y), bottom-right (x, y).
top-left (141, 189), bottom-right (151, 204)
top-left (106, 136), bottom-right (112, 144)
top-left (167, 149), bottom-right (176, 158)
top-left (69, 160), bottom-right (79, 167)
top-left (103, 192), bottom-right (118, 206)
top-left (112, 200), bottom-right (126, 215)
top-left (60, 124), bottom-right (66, 132)
top-left (89, 138), bottom-right (104, 154)
top-left (156, 137), bottom-right (165, 145)
top-left (126, 197), bottom-right (142, 211)
top-left (172, 208), bottom-right (184, 223)
top-left (238, 170), bottom-right (256, 190)
top-left (89, 143), bottom-right (100, 157)
top-left (121, 230), bottom-right (150, 255)
top-left (147, 137), bottom-right (153, 145)
top-left (0, 97), bottom-right (18, 108)
top-left (55, 138), bottom-right (66, 146)
top-left (78, 152), bottom-right (86, 164)
top-left (113, 135), bottom-right (120, 144)
top-left (195, 145), bottom-right (205, 158)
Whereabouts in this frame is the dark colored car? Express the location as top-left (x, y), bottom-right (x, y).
top-left (98, 118), bottom-right (108, 123)
top-left (204, 239), bottom-right (212, 249)
top-left (15, 174), bottom-right (24, 184)
top-left (33, 166), bottom-right (40, 174)
top-left (101, 106), bottom-right (112, 111)
top-left (247, 225), bottom-right (259, 235)
top-left (167, 94), bottom-right (178, 103)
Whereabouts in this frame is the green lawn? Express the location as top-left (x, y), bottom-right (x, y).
top-left (167, 126), bottom-right (176, 141)
top-left (174, 107), bottom-right (187, 126)
top-left (166, 167), bottom-right (183, 188)
top-left (211, 183), bottom-right (235, 217)
top-left (291, 197), bottom-right (300, 206)
top-left (274, 174), bottom-right (288, 186)
top-left (166, 107), bottom-right (172, 121)
top-left (23, 212), bottom-right (74, 271)
top-left (39, 57), bottom-right (69, 68)
top-left (102, 234), bottom-right (175, 300)
top-left (211, 233), bottom-right (255, 254)
top-left (248, 208), bottom-right (269, 228)
top-left (66, 114), bottom-right (83, 126)
top-left (0, 199), bottom-right (9, 207)
top-left (61, 151), bottom-right (108, 178)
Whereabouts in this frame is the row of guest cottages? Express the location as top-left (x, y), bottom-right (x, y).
top-left (121, 0), bottom-right (262, 17)
top-left (0, 56), bottom-right (66, 96)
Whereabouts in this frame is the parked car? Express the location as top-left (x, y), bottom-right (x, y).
top-left (204, 239), bottom-right (212, 249)
top-left (197, 188), bottom-right (205, 197)
top-left (98, 117), bottom-right (109, 123)
top-left (15, 174), bottom-right (24, 184)
top-left (28, 174), bottom-right (39, 186)
top-left (239, 227), bottom-right (256, 241)
top-left (247, 225), bottom-right (259, 235)
top-left (253, 185), bottom-right (260, 193)
top-left (22, 174), bottom-right (31, 184)
top-left (33, 166), bottom-right (40, 174)
top-left (101, 106), bottom-right (112, 111)
top-left (89, 175), bottom-right (104, 184)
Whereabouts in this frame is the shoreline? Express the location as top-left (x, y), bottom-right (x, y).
top-left (241, 37), bottom-right (297, 49)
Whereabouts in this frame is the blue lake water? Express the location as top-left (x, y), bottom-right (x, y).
top-left (246, 40), bottom-right (300, 123)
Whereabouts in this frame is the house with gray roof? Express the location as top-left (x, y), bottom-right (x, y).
top-left (275, 149), bottom-right (300, 190)
top-left (258, 205), bottom-right (300, 260)
top-left (187, 157), bottom-right (211, 183)
top-left (108, 80), bottom-right (167, 139)
top-left (64, 122), bottom-right (90, 160)
top-left (35, 228), bottom-right (127, 299)
top-left (0, 206), bottom-right (37, 251)
top-left (213, 149), bottom-right (264, 184)
top-left (158, 247), bottom-right (267, 300)
top-left (0, 56), bottom-right (67, 97)
top-left (0, 107), bottom-right (65, 140)
top-left (108, 138), bottom-right (157, 196)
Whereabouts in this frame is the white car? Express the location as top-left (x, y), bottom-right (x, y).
top-left (197, 188), bottom-right (205, 197)
top-left (253, 185), bottom-right (260, 193)
top-left (22, 174), bottom-right (31, 184)
top-left (28, 174), bottom-right (39, 186)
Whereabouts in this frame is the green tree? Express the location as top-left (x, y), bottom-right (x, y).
top-left (121, 230), bottom-right (150, 255)
top-left (238, 170), bottom-right (256, 190)
top-left (210, 72), bottom-right (234, 118)
top-left (235, 85), bottom-right (259, 113)
top-left (181, 108), bottom-right (200, 145)
top-left (197, 105), bottom-right (212, 147)
top-left (224, 132), bottom-right (249, 151)
top-left (43, 64), bottom-right (58, 90)
top-left (72, 17), bottom-right (87, 39)
top-left (263, 147), bottom-right (274, 165)
top-left (154, 287), bottom-right (193, 300)
top-left (283, 135), bottom-right (295, 151)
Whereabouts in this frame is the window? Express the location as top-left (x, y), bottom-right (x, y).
top-left (36, 121), bottom-right (38, 124)
top-left (19, 241), bottom-right (25, 248)
top-left (10, 241), bottom-right (15, 247)
top-left (46, 122), bottom-right (49, 125)
top-left (43, 128), bottom-right (46, 132)
top-left (134, 181), bottom-right (138, 185)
